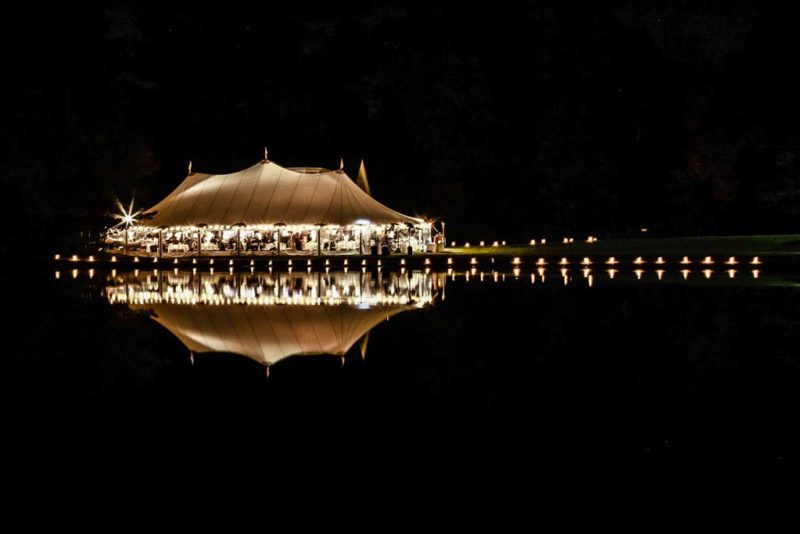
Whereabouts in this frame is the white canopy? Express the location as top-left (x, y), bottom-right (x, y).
top-left (140, 160), bottom-right (424, 228)
top-left (141, 303), bottom-right (413, 365)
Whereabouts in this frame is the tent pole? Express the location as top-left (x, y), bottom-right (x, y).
top-left (158, 230), bottom-right (163, 259)
top-left (317, 227), bottom-right (322, 257)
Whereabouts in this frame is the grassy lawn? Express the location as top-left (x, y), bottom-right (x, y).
top-left (445, 234), bottom-right (800, 258)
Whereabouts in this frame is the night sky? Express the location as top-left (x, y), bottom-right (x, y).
top-left (3, 1), bottom-right (800, 252)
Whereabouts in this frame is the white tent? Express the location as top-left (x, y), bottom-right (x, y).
top-left (140, 160), bottom-right (423, 229)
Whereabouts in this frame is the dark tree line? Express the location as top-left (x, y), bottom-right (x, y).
top-left (2, 1), bottom-right (800, 254)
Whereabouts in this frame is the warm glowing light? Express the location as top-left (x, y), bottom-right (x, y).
top-left (655, 257), bottom-right (664, 264)
top-left (55, 271), bottom-right (60, 279)
top-left (680, 256), bottom-right (690, 264)
top-left (493, 272), bottom-right (499, 283)
top-left (71, 255), bottom-right (79, 262)
top-left (288, 259), bottom-right (293, 266)
top-left (541, 239), bottom-right (546, 244)
top-left (513, 267), bottom-right (521, 278)
top-left (588, 274), bottom-right (593, 287)
top-left (530, 239), bottom-right (536, 246)
top-left (640, 227), bottom-right (648, 233)
top-left (133, 257), bottom-right (139, 263)
top-left (582, 267), bottom-right (590, 278)
top-left (607, 268), bottom-right (617, 279)
top-left (465, 242), bottom-right (470, 248)
top-left (656, 269), bottom-right (664, 280)
top-left (563, 238), bottom-right (569, 244)
top-left (582, 257), bottom-right (591, 265)
top-left (512, 257), bottom-right (521, 265)
top-left (451, 241), bottom-right (456, 247)
top-left (229, 259), bottom-right (234, 266)
top-left (502, 241), bottom-right (507, 246)
top-left (447, 258), bottom-right (453, 265)
top-left (343, 259), bottom-right (348, 266)
top-left (536, 258), bottom-right (546, 266)
top-left (424, 258), bottom-right (431, 265)
top-left (606, 257), bottom-right (617, 265)
top-left (681, 269), bottom-right (690, 280)
top-left (530, 273), bottom-right (535, 284)
top-left (635, 269), bottom-right (643, 280)
top-left (470, 257), bottom-right (478, 265)
top-left (634, 257), bottom-right (644, 265)
top-left (702, 256), bottom-right (713, 265)
top-left (559, 257), bottom-right (569, 265)
top-left (112, 197), bottom-right (143, 228)
top-left (192, 258), bottom-right (197, 265)
top-left (537, 267), bottom-right (546, 280)
top-left (752, 269), bottom-right (760, 279)
top-left (703, 269), bottom-right (712, 279)
top-left (54, 254), bottom-right (60, 260)
top-left (751, 256), bottom-right (761, 265)
top-left (210, 259), bottom-right (215, 265)
top-left (728, 269), bottom-right (736, 279)
top-left (71, 269), bottom-right (78, 279)
top-left (492, 241), bottom-right (499, 247)
top-left (153, 257), bottom-right (158, 263)
top-left (725, 257), bottom-right (736, 265)
top-left (480, 241), bottom-right (485, 247)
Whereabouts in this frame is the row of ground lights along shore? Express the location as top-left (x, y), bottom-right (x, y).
top-left (55, 253), bottom-right (762, 267)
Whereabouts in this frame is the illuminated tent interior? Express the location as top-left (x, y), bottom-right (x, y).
top-left (107, 158), bottom-right (435, 256)
top-left (133, 302), bottom-right (414, 366)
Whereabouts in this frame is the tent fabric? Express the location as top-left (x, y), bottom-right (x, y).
top-left (140, 160), bottom-right (423, 228)
top-left (140, 303), bottom-right (413, 365)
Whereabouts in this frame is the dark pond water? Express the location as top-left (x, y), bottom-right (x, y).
top-left (4, 266), bottom-right (799, 528)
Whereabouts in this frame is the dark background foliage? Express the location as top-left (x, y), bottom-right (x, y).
top-left (3, 1), bottom-right (800, 253)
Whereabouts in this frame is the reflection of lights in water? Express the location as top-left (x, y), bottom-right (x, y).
top-left (560, 267), bottom-right (568, 277)
top-left (728, 269), bottom-right (736, 279)
top-left (607, 269), bottom-right (617, 279)
top-left (111, 269), bottom-right (116, 277)
top-left (607, 257), bottom-right (617, 265)
top-left (682, 269), bottom-right (690, 280)
top-left (588, 274), bottom-right (594, 287)
top-left (563, 274), bottom-right (568, 286)
top-left (635, 269), bottom-right (643, 280)
top-left (465, 271), bottom-right (470, 282)
top-left (582, 268), bottom-right (590, 278)
top-left (493, 272), bottom-right (499, 283)
top-left (134, 269), bottom-right (139, 276)
top-left (88, 269), bottom-right (95, 279)
top-left (537, 267), bottom-right (546, 281)
top-left (703, 269), bottom-right (712, 279)
top-left (470, 267), bottom-right (477, 276)
top-left (656, 257), bottom-right (664, 265)
top-left (513, 267), bottom-right (521, 278)
top-left (55, 271), bottom-right (60, 279)
top-left (72, 269), bottom-right (78, 279)
top-left (752, 270), bottom-right (760, 279)
top-left (502, 274), bottom-right (506, 282)
top-left (680, 256), bottom-right (690, 265)
top-left (530, 273), bottom-right (535, 284)
top-left (656, 270), bottom-right (664, 280)
top-left (480, 272), bottom-right (485, 282)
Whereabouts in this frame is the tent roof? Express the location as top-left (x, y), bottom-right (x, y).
top-left (139, 303), bottom-right (414, 365)
top-left (140, 160), bottom-right (424, 228)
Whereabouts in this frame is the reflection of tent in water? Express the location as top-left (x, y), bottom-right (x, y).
top-left (110, 269), bottom-right (439, 366)
top-left (138, 303), bottom-right (413, 366)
